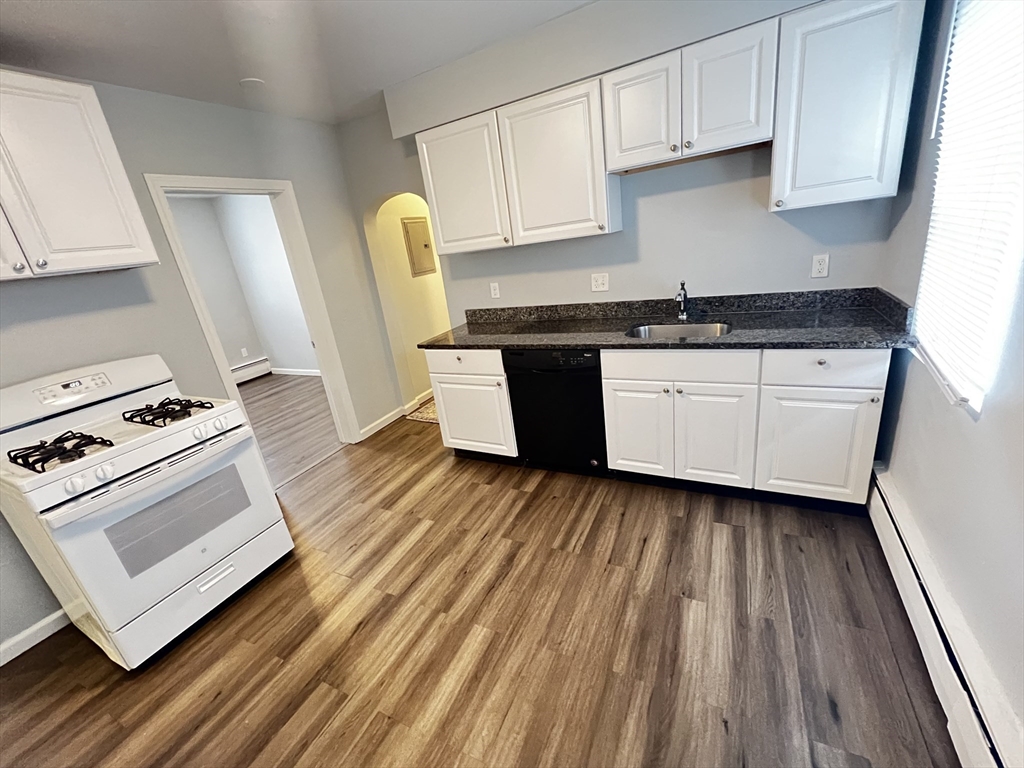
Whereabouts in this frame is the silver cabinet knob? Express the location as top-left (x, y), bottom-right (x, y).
top-left (456, 355), bottom-right (462, 362)
top-left (35, 258), bottom-right (48, 268)
top-left (684, 140), bottom-right (693, 149)
top-left (676, 387), bottom-right (683, 394)
top-left (597, 224), bottom-right (606, 231)
top-left (870, 396), bottom-right (880, 403)
top-left (663, 387), bottom-right (670, 394)
top-left (669, 144), bottom-right (678, 152)
top-left (817, 359), bottom-right (827, 366)
top-left (503, 236), bottom-right (509, 243)
top-left (775, 200), bottom-right (784, 208)
top-left (12, 262), bottom-right (25, 272)
top-left (496, 381), bottom-right (502, 388)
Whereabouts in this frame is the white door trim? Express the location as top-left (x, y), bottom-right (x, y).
top-left (145, 174), bottom-right (360, 445)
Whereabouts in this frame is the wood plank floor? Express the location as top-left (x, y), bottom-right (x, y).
top-left (0, 419), bottom-right (959, 768)
top-left (239, 373), bottom-right (341, 488)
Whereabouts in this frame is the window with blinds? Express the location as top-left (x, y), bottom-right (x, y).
top-left (913, 0), bottom-right (1024, 411)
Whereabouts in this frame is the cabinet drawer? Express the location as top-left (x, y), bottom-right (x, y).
top-left (761, 349), bottom-right (891, 388)
top-left (424, 348), bottom-right (504, 376)
top-left (601, 350), bottom-right (760, 384)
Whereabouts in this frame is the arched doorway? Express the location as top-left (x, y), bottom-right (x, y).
top-left (364, 193), bottom-right (449, 411)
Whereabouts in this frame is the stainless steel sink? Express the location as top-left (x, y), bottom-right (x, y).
top-left (626, 322), bottom-right (732, 339)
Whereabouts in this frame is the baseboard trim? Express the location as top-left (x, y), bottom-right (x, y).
top-left (870, 473), bottom-right (1017, 768)
top-left (232, 358), bottom-right (271, 384)
top-left (270, 368), bottom-right (320, 377)
top-left (359, 406), bottom-right (404, 440)
top-left (403, 389), bottom-right (433, 415)
top-left (0, 609), bottom-right (69, 666)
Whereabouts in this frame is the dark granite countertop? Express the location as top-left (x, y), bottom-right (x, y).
top-left (418, 288), bottom-right (916, 351)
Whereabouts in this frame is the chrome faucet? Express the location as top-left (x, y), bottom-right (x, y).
top-left (675, 281), bottom-right (688, 321)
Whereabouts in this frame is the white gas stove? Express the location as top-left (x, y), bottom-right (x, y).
top-left (0, 356), bottom-right (293, 669)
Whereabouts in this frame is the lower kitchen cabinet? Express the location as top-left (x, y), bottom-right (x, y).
top-left (674, 382), bottom-right (758, 488)
top-left (755, 385), bottom-right (883, 503)
top-left (603, 379), bottom-right (674, 477)
top-left (429, 373), bottom-right (517, 457)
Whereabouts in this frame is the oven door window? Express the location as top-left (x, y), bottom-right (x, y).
top-left (104, 465), bottom-right (251, 578)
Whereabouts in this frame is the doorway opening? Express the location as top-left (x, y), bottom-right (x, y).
top-left (147, 175), bottom-right (360, 489)
top-left (363, 193), bottom-right (449, 417)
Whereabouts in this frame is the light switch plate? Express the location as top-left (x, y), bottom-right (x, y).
top-left (811, 253), bottom-right (829, 278)
top-left (591, 273), bottom-right (609, 292)
top-left (490, 282), bottom-right (500, 299)
top-left (241, 348), bottom-right (248, 358)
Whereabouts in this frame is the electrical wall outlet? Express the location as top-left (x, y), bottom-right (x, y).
top-left (241, 348), bottom-right (248, 358)
top-left (591, 273), bottom-right (609, 292)
top-left (490, 282), bottom-right (500, 299)
top-left (811, 253), bottom-right (829, 278)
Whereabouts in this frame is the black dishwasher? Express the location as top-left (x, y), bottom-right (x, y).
top-left (501, 349), bottom-right (607, 473)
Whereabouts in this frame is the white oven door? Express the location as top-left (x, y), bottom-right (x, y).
top-left (44, 428), bottom-right (284, 632)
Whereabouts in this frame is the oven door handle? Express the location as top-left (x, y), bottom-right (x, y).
top-left (43, 427), bottom-right (257, 531)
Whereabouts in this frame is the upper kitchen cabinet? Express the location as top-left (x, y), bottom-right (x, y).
top-left (415, 112), bottom-right (513, 256)
top-left (0, 70), bottom-right (159, 277)
top-left (497, 79), bottom-right (621, 246)
top-left (770, 0), bottom-right (925, 211)
top-left (602, 52), bottom-right (682, 172)
top-left (682, 18), bottom-right (778, 157)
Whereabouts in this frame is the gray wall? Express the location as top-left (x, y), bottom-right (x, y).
top-left (0, 78), bottom-right (402, 649)
top-left (168, 197), bottom-right (266, 370)
top-left (215, 195), bottom-right (319, 374)
top-left (384, 0), bottom-right (814, 137)
top-left (879, 0), bottom-right (1024, 729)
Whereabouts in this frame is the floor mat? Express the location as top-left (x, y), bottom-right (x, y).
top-left (406, 398), bottom-right (439, 423)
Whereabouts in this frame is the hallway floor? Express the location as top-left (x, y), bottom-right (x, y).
top-left (238, 373), bottom-right (341, 487)
top-left (0, 418), bottom-right (958, 767)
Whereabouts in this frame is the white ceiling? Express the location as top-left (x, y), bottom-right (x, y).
top-left (0, 0), bottom-right (591, 124)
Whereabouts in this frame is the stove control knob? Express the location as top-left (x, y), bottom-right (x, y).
top-left (193, 425), bottom-right (208, 440)
top-left (95, 463), bottom-right (115, 481)
top-left (213, 417), bottom-right (227, 432)
top-left (64, 477), bottom-right (85, 495)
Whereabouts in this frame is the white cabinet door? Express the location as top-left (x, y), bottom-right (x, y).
top-left (603, 379), bottom-right (674, 477)
top-left (0, 206), bottom-right (30, 280)
top-left (682, 18), bottom-right (778, 157)
top-left (602, 51), bottom-right (682, 171)
top-left (430, 373), bottom-right (517, 457)
top-left (770, 0), bottom-right (925, 211)
top-left (498, 79), bottom-right (620, 246)
top-left (0, 69), bottom-right (159, 275)
top-left (674, 382), bottom-right (758, 488)
top-left (416, 112), bottom-right (513, 255)
top-left (755, 386), bottom-right (883, 503)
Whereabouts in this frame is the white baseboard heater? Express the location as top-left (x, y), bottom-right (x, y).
top-left (870, 473), bottom-right (1015, 768)
top-left (231, 358), bottom-right (271, 384)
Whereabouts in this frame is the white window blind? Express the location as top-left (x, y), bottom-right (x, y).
top-left (913, 0), bottom-right (1024, 411)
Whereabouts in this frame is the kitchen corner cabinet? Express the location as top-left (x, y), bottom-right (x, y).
top-left (497, 79), bottom-right (621, 246)
top-left (674, 382), bottom-right (758, 488)
top-left (682, 18), bottom-right (778, 157)
top-left (603, 379), bottom-right (675, 477)
top-left (770, 0), bottom-right (925, 211)
top-left (601, 52), bottom-right (682, 172)
top-left (755, 385), bottom-right (883, 503)
top-left (429, 373), bottom-right (517, 457)
top-left (415, 112), bottom-right (513, 256)
top-left (0, 69), bottom-right (159, 278)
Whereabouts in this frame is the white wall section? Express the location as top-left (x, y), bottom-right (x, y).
top-left (168, 197), bottom-right (266, 370)
top-left (215, 195), bottom-right (319, 374)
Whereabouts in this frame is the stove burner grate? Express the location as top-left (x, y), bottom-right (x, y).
top-left (6, 431), bottom-right (115, 474)
top-left (122, 397), bottom-right (215, 427)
